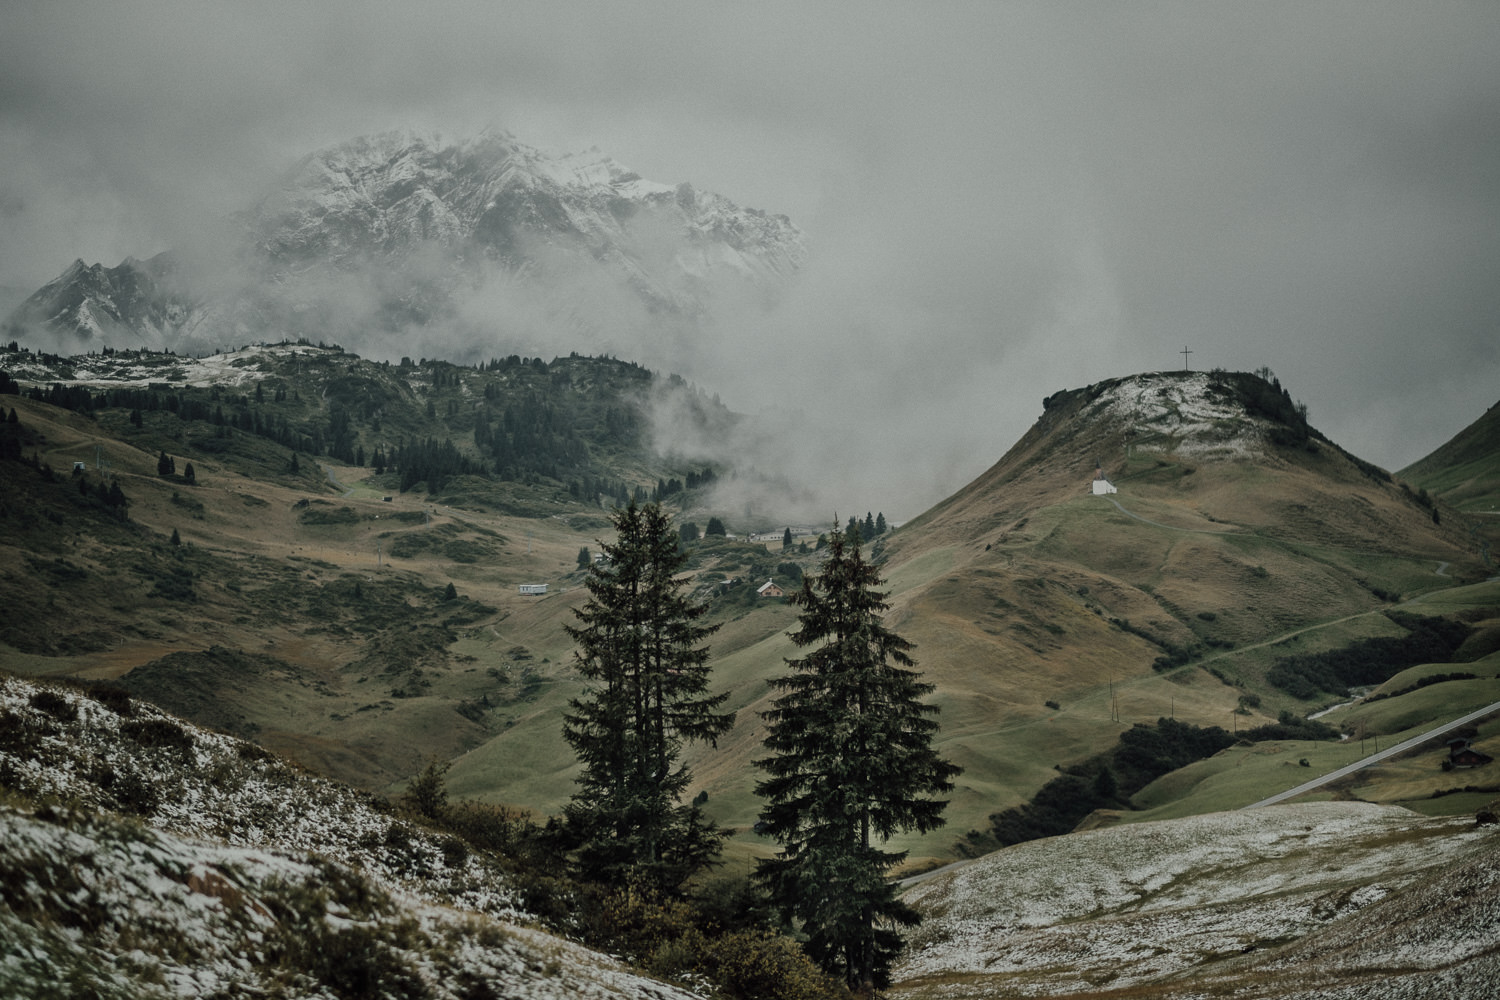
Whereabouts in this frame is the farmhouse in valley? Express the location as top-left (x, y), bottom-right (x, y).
top-left (1446, 738), bottom-right (1494, 769)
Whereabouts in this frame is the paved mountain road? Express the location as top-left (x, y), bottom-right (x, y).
top-left (1244, 699), bottom-right (1500, 809)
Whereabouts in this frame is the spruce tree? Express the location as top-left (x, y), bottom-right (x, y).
top-left (563, 500), bottom-right (734, 893)
top-left (754, 528), bottom-right (959, 993)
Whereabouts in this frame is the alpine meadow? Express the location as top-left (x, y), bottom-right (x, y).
top-left (5, 8), bottom-right (1500, 995)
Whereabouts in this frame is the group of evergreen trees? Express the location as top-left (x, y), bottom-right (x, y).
top-left (1266, 612), bottom-right (1473, 699)
top-left (562, 502), bottom-right (734, 891)
top-left (845, 511), bottom-right (889, 542)
top-left (562, 502), bottom-right (957, 992)
top-left (1, 353), bottom-right (724, 503)
top-left (155, 451), bottom-right (196, 484)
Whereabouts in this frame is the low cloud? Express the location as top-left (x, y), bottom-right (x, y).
top-left (3, 3), bottom-right (1498, 518)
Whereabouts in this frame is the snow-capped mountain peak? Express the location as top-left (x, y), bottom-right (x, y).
top-left (4, 128), bottom-right (806, 353)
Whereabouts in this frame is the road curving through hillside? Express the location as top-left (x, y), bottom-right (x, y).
top-left (1244, 698), bottom-right (1500, 808)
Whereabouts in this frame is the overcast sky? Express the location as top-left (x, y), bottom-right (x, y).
top-left (3, 1), bottom-right (1497, 518)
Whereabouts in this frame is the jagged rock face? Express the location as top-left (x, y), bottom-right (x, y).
top-left (5, 253), bottom-right (207, 346)
top-left (5, 129), bottom-right (806, 349)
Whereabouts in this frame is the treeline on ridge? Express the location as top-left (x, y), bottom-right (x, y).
top-left (959, 712), bottom-right (1339, 856)
top-left (1, 345), bottom-right (726, 500)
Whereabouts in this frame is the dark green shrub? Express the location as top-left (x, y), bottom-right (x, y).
top-left (1267, 614), bottom-right (1473, 699)
top-left (111, 768), bottom-right (161, 816)
top-left (702, 928), bottom-right (850, 1000)
top-left (121, 717), bottom-right (194, 753)
top-left (297, 504), bottom-right (361, 526)
top-left (401, 758), bottom-right (451, 820)
top-left (29, 689), bottom-right (77, 723)
top-left (0, 709), bottom-right (28, 753)
top-left (86, 684), bottom-right (134, 716)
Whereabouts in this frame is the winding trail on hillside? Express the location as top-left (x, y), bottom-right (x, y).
top-left (321, 463), bottom-right (354, 497)
top-left (1244, 698), bottom-right (1500, 808)
top-left (1102, 496), bottom-right (1240, 534)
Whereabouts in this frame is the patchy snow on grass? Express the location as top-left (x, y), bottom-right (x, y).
top-left (5, 343), bottom-right (327, 391)
top-left (1093, 372), bottom-right (1269, 461)
top-left (0, 805), bottom-right (699, 1000)
top-left (0, 673), bottom-right (701, 999)
top-left (894, 802), bottom-right (1500, 998)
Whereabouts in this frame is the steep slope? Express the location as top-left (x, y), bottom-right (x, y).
top-left (0, 672), bottom-right (703, 1000)
top-left (3, 253), bottom-right (209, 346)
top-left (859, 370), bottom-right (1486, 849)
top-left (0, 343), bottom-right (751, 793)
top-left (4, 128), bottom-right (806, 353)
top-left (1401, 397), bottom-right (1500, 509)
top-left (1401, 397), bottom-right (1500, 564)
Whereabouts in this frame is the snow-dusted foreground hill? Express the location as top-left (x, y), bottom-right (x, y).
top-left (895, 802), bottom-right (1500, 999)
top-left (0, 673), bottom-right (695, 1000)
top-left (8, 663), bottom-right (1499, 999)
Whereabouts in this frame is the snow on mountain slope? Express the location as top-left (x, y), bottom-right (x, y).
top-left (1, 805), bottom-right (698, 1000)
top-left (1096, 370), bottom-right (1272, 460)
top-left (894, 801), bottom-right (1500, 998)
top-left (0, 672), bottom-right (696, 1000)
top-left (4, 128), bottom-right (805, 354)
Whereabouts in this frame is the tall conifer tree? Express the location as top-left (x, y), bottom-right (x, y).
top-left (563, 500), bottom-right (734, 892)
top-left (755, 528), bottom-right (959, 993)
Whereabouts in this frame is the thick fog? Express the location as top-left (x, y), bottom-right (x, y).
top-left (3, 2), bottom-right (1498, 519)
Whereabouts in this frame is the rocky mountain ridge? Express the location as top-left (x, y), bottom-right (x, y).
top-left (4, 129), bottom-right (806, 355)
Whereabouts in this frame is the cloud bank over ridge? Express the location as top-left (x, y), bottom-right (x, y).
top-left (3, 2), bottom-right (1498, 518)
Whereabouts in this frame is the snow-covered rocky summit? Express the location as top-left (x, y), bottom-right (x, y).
top-left (1052, 369), bottom-right (1319, 464)
top-left (4, 253), bottom-right (211, 351)
top-left (250, 128), bottom-right (804, 281)
top-left (4, 128), bottom-right (806, 354)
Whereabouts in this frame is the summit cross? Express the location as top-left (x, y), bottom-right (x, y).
top-left (1180, 346), bottom-right (1193, 372)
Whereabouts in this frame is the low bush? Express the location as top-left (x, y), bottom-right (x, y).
top-left (86, 683), bottom-right (133, 716)
top-left (29, 689), bottom-right (78, 723)
top-left (120, 718), bottom-right (195, 754)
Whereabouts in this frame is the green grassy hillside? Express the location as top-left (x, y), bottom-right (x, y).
top-left (3, 359), bottom-right (1495, 869)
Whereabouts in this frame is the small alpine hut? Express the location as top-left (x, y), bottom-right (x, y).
top-left (757, 579), bottom-right (785, 599)
top-left (518, 583), bottom-right (548, 596)
top-left (1091, 460), bottom-right (1118, 495)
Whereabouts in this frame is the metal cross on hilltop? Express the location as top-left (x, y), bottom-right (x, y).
top-left (1180, 346), bottom-right (1193, 372)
